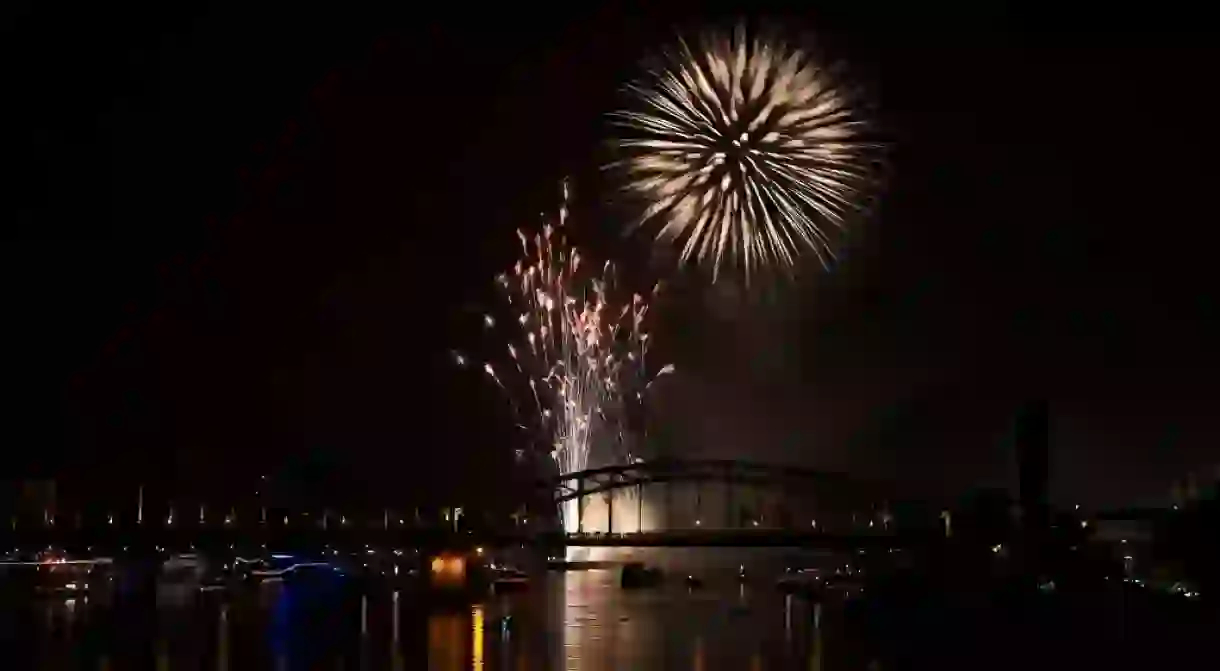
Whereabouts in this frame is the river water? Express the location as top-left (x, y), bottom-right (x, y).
top-left (11, 550), bottom-right (1215, 670)
top-left (10, 560), bottom-right (846, 670)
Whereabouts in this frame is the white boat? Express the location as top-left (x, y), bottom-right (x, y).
top-left (776, 568), bottom-right (822, 595)
top-left (491, 568), bottom-right (530, 593)
top-left (158, 553), bottom-right (206, 603)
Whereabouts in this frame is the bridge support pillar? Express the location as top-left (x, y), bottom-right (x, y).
top-left (637, 483), bottom-right (643, 533)
top-left (664, 479), bottom-right (672, 529)
top-left (576, 477), bottom-right (584, 534)
top-left (606, 492), bottom-right (613, 535)
top-left (725, 469), bottom-right (733, 528)
top-left (695, 481), bottom-right (702, 528)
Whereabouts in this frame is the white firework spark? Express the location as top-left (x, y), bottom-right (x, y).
top-left (611, 23), bottom-right (874, 282)
top-left (456, 181), bottom-right (673, 531)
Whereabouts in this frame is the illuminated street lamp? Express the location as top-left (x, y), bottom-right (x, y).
top-left (259, 475), bottom-right (268, 525)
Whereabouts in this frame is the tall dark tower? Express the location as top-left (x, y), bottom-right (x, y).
top-left (1015, 400), bottom-right (1049, 530)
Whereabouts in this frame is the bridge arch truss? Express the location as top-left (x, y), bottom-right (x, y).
top-left (539, 459), bottom-right (896, 535)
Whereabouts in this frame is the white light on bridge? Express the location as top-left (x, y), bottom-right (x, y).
top-left (694, 519), bottom-right (701, 526)
top-left (810, 520), bottom-right (818, 528)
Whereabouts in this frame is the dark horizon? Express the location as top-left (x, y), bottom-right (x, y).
top-left (5, 4), bottom-right (1219, 510)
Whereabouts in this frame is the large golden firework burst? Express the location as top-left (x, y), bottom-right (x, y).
top-left (611, 23), bottom-right (876, 283)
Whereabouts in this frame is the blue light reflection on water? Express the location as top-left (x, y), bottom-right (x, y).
top-left (263, 565), bottom-right (359, 670)
top-left (268, 575), bottom-right (290, 663)
top-left (15, 565), bottom-right (828, 670)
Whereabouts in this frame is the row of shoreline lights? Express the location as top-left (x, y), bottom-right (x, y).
top-left (33, 501), bottom-right (1113, 531)
top-left (18, 480), bottom-right (469, 528)
top-left (20, 508), bottom-right (469, 529)
top-left (27, 509), bottom-right (904, 531)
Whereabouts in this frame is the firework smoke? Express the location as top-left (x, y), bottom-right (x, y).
top-left (457, 181), bottom-right (673, 531)
top-left (611, 22), bottom-right (875, 283)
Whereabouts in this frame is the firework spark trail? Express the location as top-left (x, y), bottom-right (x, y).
top-left (457, 182), bottom-right (673, 531)
top-left (610, 22), bottom-right (875, 283)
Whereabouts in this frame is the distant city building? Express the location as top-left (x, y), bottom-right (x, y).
top-left (1015, 400), bottom-right (1049, 529)
top-left (19, 479), bottom-right (57, 525)
top-left (1170, 464), bottom-right (1220, 507)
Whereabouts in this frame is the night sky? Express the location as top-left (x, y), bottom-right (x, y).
top-left (5, 3), bottom-right (1218, 510)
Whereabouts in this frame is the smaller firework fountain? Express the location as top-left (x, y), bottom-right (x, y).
top-left (457, 181), bottom-right (673, 532)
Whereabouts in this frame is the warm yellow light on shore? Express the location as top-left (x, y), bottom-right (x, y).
top-left (430, 554), bottom-right (467, 588)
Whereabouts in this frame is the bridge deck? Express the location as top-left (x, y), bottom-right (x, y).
top-left (551, 530), bottom-right (917, 548)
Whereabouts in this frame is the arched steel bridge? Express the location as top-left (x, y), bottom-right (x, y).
top-left (537, 458), bottom-right (907, 537)
top-left (544, 459), bottom-right (885, 502)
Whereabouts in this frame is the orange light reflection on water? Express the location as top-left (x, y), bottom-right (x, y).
top-left (427, 612), bottom-right (465, 671)
top-left (472, 605), bottom-right (484, 670)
